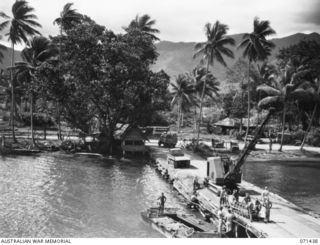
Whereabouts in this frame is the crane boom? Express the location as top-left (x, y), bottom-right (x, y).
top-left (224, 108), bottom-right (275, 183)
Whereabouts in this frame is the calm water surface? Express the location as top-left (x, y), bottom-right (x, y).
top-left (0, 153), bottom-right (319, 237)
top-left (243, 160), bottom-right (320, 214)
top-left (0, 153), bottom-right (189, 237)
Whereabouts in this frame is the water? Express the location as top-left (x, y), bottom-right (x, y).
top-left (243, 160), bottom-right (320, 214)
top-left (0, 153), bottom-right (319, 237)
top-left (0, 153), bottom-right (189, 237)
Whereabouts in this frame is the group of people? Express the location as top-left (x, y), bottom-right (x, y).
top-left (157, 185), bottom-right (272, 236)
top-left (219, 185), bottom-right (272, 226)
top-left (217, 206), bottom-right (235, 234)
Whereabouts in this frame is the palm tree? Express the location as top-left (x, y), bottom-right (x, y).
top-left (170, 74), bottom-right (195, 133)
top-left (300, 79), bottom-right (320, 150)
top-left (53, 3), bottom-right (82, 33)
top-left (193, 21), bottom-right (235, 143)
top-left (14, 36), bottom-right (56, 146)
top-left (257, 64), bottom-right (311, 151)
top-left (0, 0), bottom-right (41, 142)
top-left (238, 17), bottom-right (276, 143)
top-left (192, 66), bottom-right (220, 130)
top-left (53, 3), bottom-right (82, 140)
top-left (124, 14), bottom-right (160, 40)
top-left (252, 62), bottom-right (277, 124)
top-left (192, 67), bottom-right (220, 100)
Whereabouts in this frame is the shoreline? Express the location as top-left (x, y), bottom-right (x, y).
top-left (247, 158), bottom-right (320, 163)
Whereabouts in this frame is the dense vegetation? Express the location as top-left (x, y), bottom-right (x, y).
top-left (0, 2), bottom-right (170, 152)
top-left (0, 1), bottom-right (319, 152)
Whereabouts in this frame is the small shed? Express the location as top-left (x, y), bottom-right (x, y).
top-left (114, 124), bottom-right (148, 155)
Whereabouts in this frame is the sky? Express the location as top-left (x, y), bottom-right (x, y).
top-left (0, 0), bottom-right (320, 49)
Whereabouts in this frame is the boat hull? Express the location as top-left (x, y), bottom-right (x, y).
top-left (141, 208), bottom-right (222, 238)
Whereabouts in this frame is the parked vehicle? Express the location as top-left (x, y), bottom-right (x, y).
top-left (158, 132), bottom-right (178, 148)
top-left (167, 148), bottom-right (191, 168)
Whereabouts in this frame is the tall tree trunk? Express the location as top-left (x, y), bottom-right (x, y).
top-left (244, 60), bottom-right (251, 144)
top-left (10, 43), bottom-right (17, 142)
top-left (194, 106), bottom-right (197, 131)
top-left (108, 127), bottom-right (114, 155)
top-left (279, 102), bottom-right (287, 152)
top-left (239, 77), bottom-right (244, 135)
top-left (57, 27), bottom-right (63, 140)
top-left (196, 62), bottom-right (210, 144)
top-left (300, 103), bottom-right (318, 150)
top-left (57, 101), bottom-right (61, 140)
top-left (30, 93), bottom-right (35, 147)
top-left (181, 112), bottom-right (184, 128)
top-left (177, 98), bottom-right (181, 133)
top-left (257, 91), bottom-right (261, 126)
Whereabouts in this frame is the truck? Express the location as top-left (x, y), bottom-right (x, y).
top-left (167, 148), bottom-right (191, 168)
top-left (158, 132), bottom-right (178, 148)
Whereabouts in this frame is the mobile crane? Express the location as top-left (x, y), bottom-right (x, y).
top-left (207, 108), bottom-right (275, 188)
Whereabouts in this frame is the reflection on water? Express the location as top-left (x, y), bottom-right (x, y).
top-left (0, 153), bottom-right (188, 237)
top-left (243, 160), bottom-right (320, 214)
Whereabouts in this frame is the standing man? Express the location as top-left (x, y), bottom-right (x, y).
top-left (158, 193), bottom-right (167, 214)
top-left (232, 189), bottom-right (239, 203)
top-left (217, 206), bottom-right (224, 234)
top-left (220, 186), bottom-right (227, 207)
top-left (261, 186), bottom-right (270, 202)
top-left (243, 193), bottom-right (251, 205)
top-left (225, 209), bottom-right (235, 233)
top-left (193, 176), bottom-right (200, 192)
top-left (264, 199), bottom-right (272, 223)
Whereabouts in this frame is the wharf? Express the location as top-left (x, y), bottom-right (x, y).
top-left (149, 144), bottom-right (320, 238)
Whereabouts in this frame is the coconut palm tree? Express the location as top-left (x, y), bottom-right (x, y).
top-left (53, 3), bottom-right (82, 33)
top-left (192, 67), bottom-right (220, 130)
top-left (257, 64), bottom-right (312, 151)
top-left (124, 14), bottom-right (160, 40)
top-left (300, 79), bottom-right (320, 150)
top-left (251, 62), bottom-right (277, 124)
top-left (14, 36), bottom-right (57, 146)
top-left (192, 67), bottom-right (220, 100)
top-left (170, 74), bottom-right (196, 133)
top-left (193, 21), bottom-right (235, 143)
top-left (0, 0), bottom-right (41, 142)
top-left (238, 17), bottom-right (276, 143)
top-left (53, 3), bottom-right (82, 140)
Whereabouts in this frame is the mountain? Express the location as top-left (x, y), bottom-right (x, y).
top-left (1, 32), bottom-right (319, 82)
top-left (0, 46), bottom-right (22, 70)
top-left (152, 32), bottom-right (320, 83)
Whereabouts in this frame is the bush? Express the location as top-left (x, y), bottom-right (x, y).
top-left (20, 113), bottom-right (55, 127)
top-left (307, 129), bottom-right (320, 147)
top-left (289, 130), bottom-right (305, 144)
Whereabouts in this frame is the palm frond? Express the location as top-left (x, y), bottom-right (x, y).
top-left (194, 21), bottom-right (234, 67)
top-left (258, 96), bottom-right (280, 109)
top-left (257, 85), bottom-right (281, 96)
top-left (0, 20), bottom-right (10, 31)
top-left (0, 11), bottom-right (10, 19)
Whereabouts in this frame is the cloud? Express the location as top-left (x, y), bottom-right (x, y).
top-left (298, 0), bottom-right (320, 25)
top-left (0, 0), bottom-right (319, 45)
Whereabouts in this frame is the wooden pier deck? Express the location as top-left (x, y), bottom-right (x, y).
top-left (149, 144), bottom-right (320, 238)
